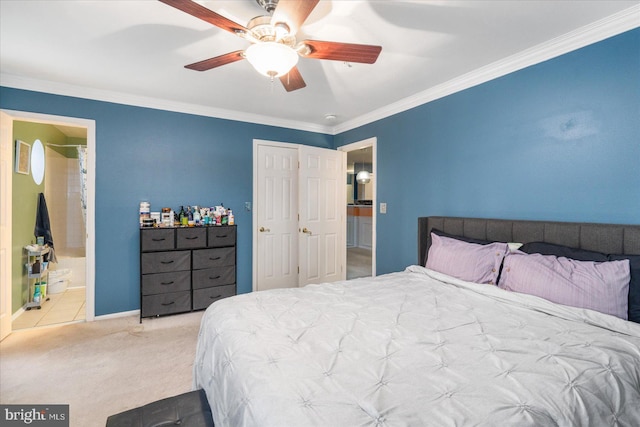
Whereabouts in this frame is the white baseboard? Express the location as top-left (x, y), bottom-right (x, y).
top-left (94, 309), bottom-right (140, 321)
top-left (11, 307), bottom-right (26, 321)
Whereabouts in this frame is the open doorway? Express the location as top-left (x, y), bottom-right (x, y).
top-left (339, 138), bottom-right (376, 279)
top-left (13, 125), bottom-right (87, 329)
top-left (0, 109), bottom-right (95, 338)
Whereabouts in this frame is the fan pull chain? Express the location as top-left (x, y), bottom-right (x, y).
top-left (267, 71), bottom-right (276, 94)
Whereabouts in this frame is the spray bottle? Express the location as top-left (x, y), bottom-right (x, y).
top-left (33, 283), bottom-right (41, 304)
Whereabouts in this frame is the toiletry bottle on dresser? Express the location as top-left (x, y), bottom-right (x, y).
top-left (228, 210), bottom-right (234, 225)
top-left (179, 206), bottom-right (186, 226)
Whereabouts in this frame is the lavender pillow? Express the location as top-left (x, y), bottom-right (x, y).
top-left (499, 251), bottom-right (630, 319)
top-left (426, 233), bottom-right (508, 284)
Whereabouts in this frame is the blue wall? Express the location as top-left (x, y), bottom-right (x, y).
top-left (335, 28), bottom-right (640, 275)
top-left (2, 28), bottom-right (638, 315)
top-left (0, 88), bottom-right (332, 315)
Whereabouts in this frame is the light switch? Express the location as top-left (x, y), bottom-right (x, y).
top-left (380, 202), bottom-right (387, 214)
top-left (245, 202), bottom-right (252, 212)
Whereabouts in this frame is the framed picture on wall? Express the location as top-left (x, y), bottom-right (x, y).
top-left (15, 140), bottom-right (30, 175)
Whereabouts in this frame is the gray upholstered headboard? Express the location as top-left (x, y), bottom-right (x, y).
top-left (418, 216), bottom-right (640, 266)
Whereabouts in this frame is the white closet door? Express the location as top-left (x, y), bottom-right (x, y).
top-left (255, 144), bottom-right (299, 291)
top-left (298, 145), bottom-right (346, 286)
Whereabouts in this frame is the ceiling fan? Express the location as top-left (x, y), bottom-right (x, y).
top-left (159, 0), bottom-right (382, 92)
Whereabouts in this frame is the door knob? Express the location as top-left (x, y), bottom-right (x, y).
top-left (259, 227), bottom-right (270, 232)
top-left (302, 227), bottom-right (312, 235)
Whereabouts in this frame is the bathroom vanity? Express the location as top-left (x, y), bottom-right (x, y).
top-left (347, 205), bottom-right (373, 249)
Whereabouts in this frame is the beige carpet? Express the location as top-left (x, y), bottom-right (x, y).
top-left (0, 311), bottom-right (204, 427)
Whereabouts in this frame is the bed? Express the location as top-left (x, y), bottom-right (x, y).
top-left (194, 217), bottom-right (640, 426)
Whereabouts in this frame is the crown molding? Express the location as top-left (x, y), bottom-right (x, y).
top-left (0, 73), bottom-right (331, 135)
top-left (332, 5), bottom-right (640, 135)
top-left (1, 5), bottom-right (637, 137)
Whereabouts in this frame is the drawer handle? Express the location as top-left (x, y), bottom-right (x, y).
top-left (209, 275), bottom-right (221, 280)
top-left (151, 238), bottom-right (166, 242)
top-left (160, 260), bottom-right (174, 265)
top-left (185, 236), bottom-right (199, 240)
top-left (161, 301), bottom-right (175, 306)
top-left (216, 235), bottom-right (228, 238)
top-left (209, 256), bottom-right (221, 261)
top-left (160, 281), bottom-right (174, 285)
top-left (209, 295), bottom-right (222, 300)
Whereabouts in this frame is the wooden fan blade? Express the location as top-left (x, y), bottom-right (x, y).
top-left (185, 51), bottom-right (245, 71)
top-left (301, 40), bottom-right (382, 64)
top-left (279, 66), bottom-right (306, 92)
top-left (159, 0), bottom-right (248, 35)
top-left (272, 0), bottom-right (319, 35)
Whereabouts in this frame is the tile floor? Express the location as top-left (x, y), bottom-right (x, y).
top-left (347, 247), bottom-right (373, 279)
top-left (12, 287), bottom-right (86, 330)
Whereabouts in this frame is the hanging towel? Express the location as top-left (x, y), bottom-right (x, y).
top-left (34, 192), bottom-right (57, 263)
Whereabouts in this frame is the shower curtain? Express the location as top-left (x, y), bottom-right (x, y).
top-left (77, 146), bottom-right (87, 225)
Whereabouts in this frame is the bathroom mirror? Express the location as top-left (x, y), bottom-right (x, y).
top-left (31, 139), bottom-right (45, 185)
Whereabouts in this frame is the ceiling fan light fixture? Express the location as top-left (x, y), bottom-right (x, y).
top-left (245, 42), bottom-right (299, 78)
top-left (273, 22), bottom-right (290, 40)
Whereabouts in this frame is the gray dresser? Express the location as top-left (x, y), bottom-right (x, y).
top-left (140, 226), bottom-right (236, 320)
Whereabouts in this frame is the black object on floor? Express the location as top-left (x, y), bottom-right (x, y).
top-left (105, 389), bottom-right (214, 427)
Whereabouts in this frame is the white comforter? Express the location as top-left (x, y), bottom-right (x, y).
top-left (193, 266), bottom-right (640, 426)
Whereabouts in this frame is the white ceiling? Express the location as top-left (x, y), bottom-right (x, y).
top-left (1, 1), bottom-right (638, 134)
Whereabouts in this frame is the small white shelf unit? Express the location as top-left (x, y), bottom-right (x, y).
top-left (24, 245), bottom-right (50, 310)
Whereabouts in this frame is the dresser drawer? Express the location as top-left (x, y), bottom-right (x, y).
top-left (192, 266), bottom-right (235, 290)
top-left (141, 251), bottom-right (190, 274)
top-left (141, 229), bottom-right (174, 251)
top-left (141, 271), bottom-right (191, 295)
top-left (193, 284), bottom-right (236, 311)
top-left (177, 228), bottom-right (207, 249)
top-left (192, 247), bottom-right (235, 269)
top-left (208, 226), bottom-right (236, 248)
top-left (141, 291), bottom-right (191, 317)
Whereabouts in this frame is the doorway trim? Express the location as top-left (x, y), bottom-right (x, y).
top-left (1, 108), bottom-right (96, 323)
top-left (338, 137), bottom-right (377, 277)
